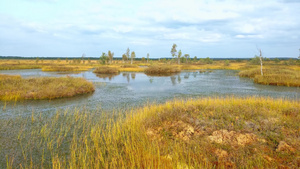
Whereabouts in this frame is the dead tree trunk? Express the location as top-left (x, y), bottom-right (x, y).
top-left (259, 49), bottom-right (263, 76)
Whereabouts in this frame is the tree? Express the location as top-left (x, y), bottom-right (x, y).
top-left (141, 57), bottom-right (146, 63)
top-left (108, 50), bottom-right (114, 64)
top-left (170, 44), bottom-right (177, 63)
top-left (35, 57), bottom-right (39, 64)
top-left (258, 49), bottom-right (263, 76)
top-left (130, 51), bottom-right (136, 65)
top-left (224, 60), bottom-right (230, 66)
top-left (193, 56), bottom-right (197, 62)
top-left (147, 53), bottom-right (149, 63)
top-left (184, 54), bottom-right (190, 63)
top-left (122, 54), bottom-right (127, 63)
top-left (274, 58), bottom-right (280, 64)
top-left (177, 50), bottom-right (182, 64)
top-left (126, 48), bottom-right (130, 60)
top-left (100, 52), bottom-right (108, 64)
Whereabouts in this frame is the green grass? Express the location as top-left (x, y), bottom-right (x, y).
top-left (0, 75), bottom-right (95, 101)
top-left (1, 97), bottom-right (299, 168)
top-left (145, 64), bottom-right (181, 76)
top-left (239, 67), bottom-right (300, 87)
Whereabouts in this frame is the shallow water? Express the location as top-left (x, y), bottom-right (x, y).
top-left (0, 69), bottom-right (299, 117)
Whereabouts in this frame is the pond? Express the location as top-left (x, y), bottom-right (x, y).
top-left (0, 69), bottom-right (299, 118)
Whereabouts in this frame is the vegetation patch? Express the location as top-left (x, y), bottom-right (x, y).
top-left (144, 64), bottom-right (181, 76)
top-left (2, 97), bottom-right (299, 168)
top-left (239, 67), bottom-right (300, 87)
top-left (0, 64), bottom-right (42, 70)
top-left (93, 66), bottom-right (120, 74)
top-left (42, 65), bottom-right (92, 72)
top-left (0, 75), bottom-right (95, 101)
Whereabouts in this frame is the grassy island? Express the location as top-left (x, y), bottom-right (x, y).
top-left (0, 75), bottom-right (95, 101)
top-left (2, 97), bottom-right (299, 168)
top-left (145, 65), bottom-right (181, 76)
top-left (93, 66), bottom-right (120, 74)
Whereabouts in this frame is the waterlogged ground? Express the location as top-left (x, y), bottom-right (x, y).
top-left (0, 69), bottom-right (299, 117)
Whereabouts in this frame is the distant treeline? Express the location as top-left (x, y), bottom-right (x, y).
top-left (0, 56), bottom-right (298, 60)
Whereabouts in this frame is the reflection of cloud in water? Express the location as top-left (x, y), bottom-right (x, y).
top-left (96, 73), bottom-right (119, 81)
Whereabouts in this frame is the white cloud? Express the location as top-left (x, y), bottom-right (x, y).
top-left (0, 0), bottom-right (299, 58)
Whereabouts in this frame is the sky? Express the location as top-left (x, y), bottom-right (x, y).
top-left (0, 0), bottom-right (299, 58)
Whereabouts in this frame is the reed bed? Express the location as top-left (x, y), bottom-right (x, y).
top-left (1, 97), bottom-right (299, 168)
top-left (0, 75), bottom-right (95, 101)
top-left (145, 65), bottom-right (181, 76)
top-left (239, 67), bottom-right (300, 87)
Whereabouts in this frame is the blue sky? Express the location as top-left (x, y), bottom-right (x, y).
top-left (0, 0), bottom-right (299, 58)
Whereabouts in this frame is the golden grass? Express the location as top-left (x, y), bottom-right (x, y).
top-left (2, 97), bottom-right (299, 168)
top-left (239, 67), bottom-right (300, 87)
top-left (93, 66), bottom-right (120, 74)
top-left (42, 65), bottom-right (93, 72)
top-left (0, 75), bottom-right (95, 101)
top-left (145, 64), bottom-right (181, 76)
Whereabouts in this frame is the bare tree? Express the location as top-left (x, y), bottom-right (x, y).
top-left (258, 48), bottom-right (263, 76)
top-left (126, 48), bottom-right (130, 60)
top-left (108, 50), bottom-right (114, 64)
top-left (184, 54), bottom-right (190, 63)
top-left (178, 50), bottom-right (182, 65)
top-left (147, 53), bottom-right (149, 63)
top-left (131, 51), bottom-right (136, 65)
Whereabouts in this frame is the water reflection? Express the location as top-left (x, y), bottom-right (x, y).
top-left (184, 72), bottom-right (190, 79)
top-left (170, 75), bottom-right (183, 85)
top-left (122, 73), bottom-right (137, 83)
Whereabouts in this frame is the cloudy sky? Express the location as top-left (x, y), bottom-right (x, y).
top-left (0, 0), bottom-right (299, 58)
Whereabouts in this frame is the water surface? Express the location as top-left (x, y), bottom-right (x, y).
top-left (0, 69), bottom-right (299, 118)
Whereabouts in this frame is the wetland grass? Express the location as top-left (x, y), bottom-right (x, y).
top-left (2, 97), bottom-right (299, 168)
top-left (239, 67), bottom-right (300, 87)
top-left (145, 64), bottom-right (181, 76)
top-left (42, 65), bottom-right (93, 72)
top-left (93, 66), bottom-right (120, 74)
top-left (0, 75), bottom-right (95, 101)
